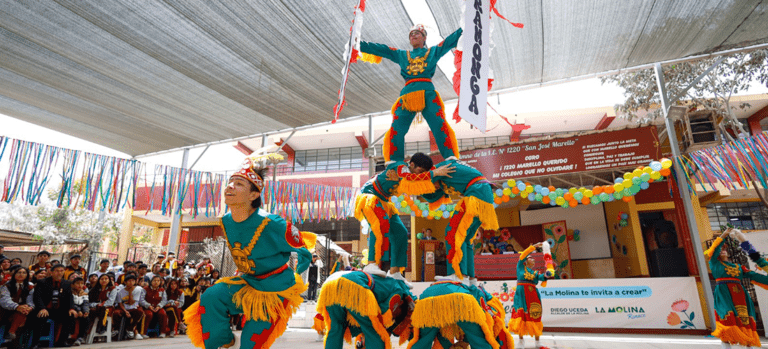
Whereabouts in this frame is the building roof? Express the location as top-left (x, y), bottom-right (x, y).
top-left (1, 1), bottom-right (766, 156)
top-left (0, 228), bottom-right (88, 247)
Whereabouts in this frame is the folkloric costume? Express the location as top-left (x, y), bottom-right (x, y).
top-left (418, 159), bottom-right (498, 280)
top-left (184, 158), bottom-right (316, 349)
top-left (312, 271), bottom-right (414, 349)
top-left (508, 245), bottom-right (547, 338)
top-left (408, 281), bottom-right (513, 349)
top-left (359, 25), bottom-right (462, 163)
top-left (704, 237), bottom-right (768, 347)
top-left (356, 161), bottom-right (429, 271)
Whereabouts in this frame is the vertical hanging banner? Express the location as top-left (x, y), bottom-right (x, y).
top-left (459, 0), bottom-right (491, 132)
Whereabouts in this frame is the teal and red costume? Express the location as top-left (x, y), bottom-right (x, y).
top-left (508, 245), bottom-right (547, 337)
top-left (359, 28), bottom-right (463, 163)
top-left (183, 158), bottom-right (316, 349)
top-left (355, 161), bottom-right (432, 270)
top-left (418, 159), bottom-right (499, 280)
top-left (408, 281), bottom-right (513, 349)
top-left (704, 237), bottom-right (768, 347)
top-left (312, 271), bottom-right (415, 349)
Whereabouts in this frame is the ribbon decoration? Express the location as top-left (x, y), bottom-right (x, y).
top-left (677, 132), bottom-right (768, 192)
top-left (331, 0), bottom-right (367, 123)
top-left (261, 180), bottom-right (358, 224)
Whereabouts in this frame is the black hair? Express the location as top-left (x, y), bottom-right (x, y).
top-left (10, 258), bottom-right (22, 264)
top-left (248, 167), bottom-right (269, 209)
top-left (126, 262), bottom-right (137, 268)
top-left (37, 250), bottom-right (51, 257)
top-left (123, 260), bottom-right (131, 265)
top-left (50, 264), bottom-right (65, 271)
top-left (138, 264), bottom-right (148, 270)
top-left (7, 267), bottom-right (31, 300)
top-left (123, 274), bottom-right (137, 282)
top-left (409, 152), bottom-right (433, 171)
top-left (72, 277), bottom-right (85, 284)
top-left (100, 259), bottom-right (110, 265)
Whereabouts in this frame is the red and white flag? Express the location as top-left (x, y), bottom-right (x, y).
top-left (332, 0), bottom-right (367, 123)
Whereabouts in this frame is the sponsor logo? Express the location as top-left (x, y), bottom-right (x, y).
top-left (595, 306), bottom-right (645, 315)
top-left (550, 307), bottom-right (589, 315)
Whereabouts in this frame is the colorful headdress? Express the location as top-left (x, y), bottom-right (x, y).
top-left (409, 24), bottom-right (427, 37)
top-left (231, 157), bottom-right (265, 192)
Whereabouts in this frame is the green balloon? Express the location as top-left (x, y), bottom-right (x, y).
top-left (614, 192), bottom-right (623, 199)
top-left (623, 188), bottom-right (632, 196)
top-left (590, 196), bottom-right (600, 205)
top-left (573, 192), bottom-right (584, 200)
top-left (535, 193), bottom-right (543, 201)
top-left (417, 233), bottom-right (424, 239)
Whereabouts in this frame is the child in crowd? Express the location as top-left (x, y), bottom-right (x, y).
top-left (114, 274), bottom-right (145, 340)
top-left (71, 277), bottom-right (91, 345)
top-left (0, 267), bottom-right (34, 341)
top-left (141, 275), bottom-right (168, 338)
top-left (88, 274), bottom-right (116, 335)
top-left (164, 278), bottom-right (185, 337)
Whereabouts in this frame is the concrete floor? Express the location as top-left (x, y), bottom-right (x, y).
top-left (78, 328), bottom-right (768, 348)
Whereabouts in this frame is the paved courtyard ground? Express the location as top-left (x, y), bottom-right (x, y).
top-left (78, 328), bottom-right (768, 348)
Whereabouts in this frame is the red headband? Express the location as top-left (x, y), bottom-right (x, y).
top-left (231, 157), bottom-right (265, 192)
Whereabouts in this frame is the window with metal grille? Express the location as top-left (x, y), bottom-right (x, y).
top-left (707, 202), bottom-right (768, 231)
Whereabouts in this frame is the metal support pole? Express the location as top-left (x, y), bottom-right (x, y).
top-left (654, 63), bottom-right (717, 330)
top-left (168, 148), bottom-right (189, 254)
top-left (368, 115), bottom-right (375, 178)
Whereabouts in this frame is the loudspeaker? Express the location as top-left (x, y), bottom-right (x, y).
top-left (653, 220), bottom-right (678, 249)
top-left (649, 248), bottom-right (689, 277)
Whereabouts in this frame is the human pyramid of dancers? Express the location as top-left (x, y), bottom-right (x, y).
top-left (179, 22), bottom-right (768, 349)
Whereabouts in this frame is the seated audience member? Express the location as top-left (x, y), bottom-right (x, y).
top-left (158, 268), bottom-right (170, 281)
top-left (107, 259), bottom-right (121, 274)
top-left (11, 257), bottom-right (23, 266)
top-left (145, 263), bottom-right (161, 280)
top-left (86, 273), bottom-right (99, 289)
top-left (106, 272), bottom-right (116, 285)
top-left (116, 263), bottom-right (137, 285)
top-left (32, 263), bottom-right (77, 347)
top-left (88, 274), bottom-right (116, 335)
top-left (140, 275), bottom-right (168, 338)
top-left (164, 278), bottom-right (184, 337)
top-left (0, 257), bottom-right (11, 285)
top-left (32, 268), bottom-right (48, 284)
top-left (172, 266), bottom-right (185, 280)
top-left (195, 257), bottom-right (214, 277)
top-left (180, 277), bottom-right (195, 311)
top-left (0, 266), bottom-right (34, 340)
top-left (184, 261), bottom-right (197, 277)
top-left (94, 259), bottom-right (110, 278)
top-left (71, 277), bottom-right (90, 345)
top-left (136, 264), bottom-right (149, 283)
top-left (29, 250), bottom-right (51, 272)
top-left (114, 274), bottom-right (145, 340)
top-left (209, 269), bottom-right (220, 282)
top-left (115, 261), bottom-right (131, 279)
top-left (64, 255), bottom-right (87, 281)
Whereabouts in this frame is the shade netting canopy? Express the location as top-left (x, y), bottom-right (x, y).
top-left (0, 0), bottom-right (766, 156)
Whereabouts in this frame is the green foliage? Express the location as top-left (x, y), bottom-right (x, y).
top-left (601, 49), bottom-right (768, 133)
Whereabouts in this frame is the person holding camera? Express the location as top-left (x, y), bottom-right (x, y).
top-left (31, 264), bottom-right (77, 347)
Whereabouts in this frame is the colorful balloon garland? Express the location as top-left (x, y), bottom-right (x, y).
top-left (390, 159), bottom-right (674, 218)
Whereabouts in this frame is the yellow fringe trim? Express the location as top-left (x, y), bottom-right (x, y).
top-left (400, 90), bottom-right (426, 113)
top-left (507, 316), bottom-right (543, 337)
top-left (316, 277), bottom-right (392, 348)
top-left (450, 206), bottom-right (474, 280)
top-left (182, 301), bottom-right (204, 348)
top-left (705, 237), bottom-right (723, 260)
top-left (355, 194), bottom-right (398, 265)
top-left (359, 52), bottom-right (382, 64)
top-left (225, 274), bottom-right (307, 322)
top-left (434, 91), bottom-right (461, 159)
top-left (411, 293), bottom-right (499, 349)
top-left (428, 196), bottom-right (453, 211)
top-left (713, 321), bottom-right (761, 347)
top-left (398, 178), bottom-right (437, 196)
top-left (302, 231), bottom-right (317, 251)
top-left (520, 245), bottom-right (536, 261)
top-left (449, 196), bottom-right (500, 280)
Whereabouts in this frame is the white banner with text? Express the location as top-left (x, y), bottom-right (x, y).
top-left (412, 277), bottom-right (705, 330)
top-left (458, 0), bottom-right (490, 132)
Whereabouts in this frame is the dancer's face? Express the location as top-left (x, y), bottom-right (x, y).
top-left (409, 161), bottom-right (428, 174)
top-left (409, 30), bottom-right (425, 48)
top-left (719, 249), bottom-right (729, 261)
top-left (225, 177), bottom-right (260, 206)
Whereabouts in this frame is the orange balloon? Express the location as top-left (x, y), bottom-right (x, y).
top-left (411, 205), bottom-right (418, 211)
top-left (502, 195), bottom-right (510, 202)
top-left (427, 215), bottom-right (434, 220)
top-left (542, 196), bottom-right (551, 204)
top-left (622, 196), bottom-right (633, 202)
top-left (604, 185), bottom-right (614, 194)
top-left (494, 197), bottom-right (502, 204)
top-left (512, 187), bottom-right (520, 195)
top-left (594, 187), bottom-right (603, 195)
top-left (548, 186), bottom-right (556, 192)
top-left (660, 168), bottom-right (671, 176)
top-left (580, 198), bottom-right (589, 205)
top-left (564, 193), bottom-right (573, 201)
top-left (569, 200), bottom-right (578, 207)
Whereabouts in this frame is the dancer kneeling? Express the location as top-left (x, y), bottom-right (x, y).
top-left (508, 243), bottom-right (550, 349)
top-left (184, 159), bottom-right (316, 349)
top-left (408, 281), bottom-right (513, 349)
top-left (313, 271), bottom-right (415, 349)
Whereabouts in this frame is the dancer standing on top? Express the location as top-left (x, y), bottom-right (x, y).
top-left (359, 24), bottom-right (462, 163)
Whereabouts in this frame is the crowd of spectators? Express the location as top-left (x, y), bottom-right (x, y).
top-left (0, 247), bottom-right (221, 347)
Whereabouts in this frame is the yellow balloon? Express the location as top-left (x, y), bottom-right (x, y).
top-left (661, 158), bottom-right (673, 169)
top-left (613, 183), bottom-right (624, 192)
top-left (584, 190), bottom-right (594, 198)
top-left (578, 187), bottom-right (586, 193)
top-left (569, 188), bottom-right (577, 194)
top-left (650, 171), bottom-right (661, 180)
top-left (622, 179), bottom-right (633, 189)
top-left (362, 249), bottom-right (369, 259)
top-left (525, 185), bottom-right (533, 192)
top-left (556, 197), bottom-right (566, 205)
top-left (507, 179), bottom-right (515, 187)
top-left (623, 173), bottom-right (633, 180)
top-left (632, 169), bottom-right (643, 177)
top-left (643, 166), bottom-right (653, 174)
top-left (503, 188), bottom-right (512, 196)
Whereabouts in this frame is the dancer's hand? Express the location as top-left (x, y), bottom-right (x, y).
top-left (434, 164), bottom-right (456, 178)
top-left (534, 242), bottom-right (543, 248)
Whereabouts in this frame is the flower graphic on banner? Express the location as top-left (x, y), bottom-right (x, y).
top-left (667, 299), bottom-right (696, 329)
